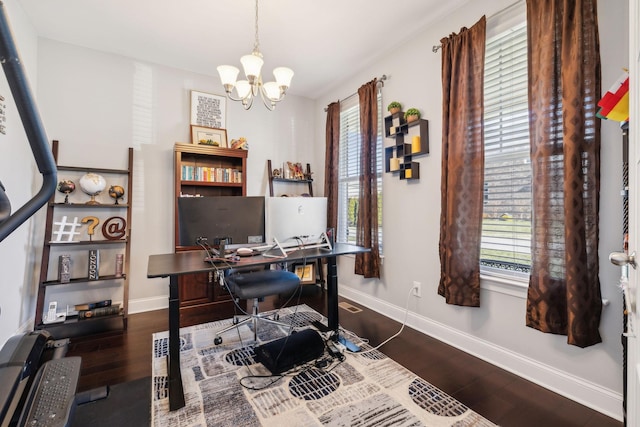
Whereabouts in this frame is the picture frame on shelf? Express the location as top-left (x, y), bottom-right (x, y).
top-left (190, 90), bottom-right (226, 129)
top-left (294, 263), bottom-right (315, 285)
top-left (191, 125), bottom-right (228, 148)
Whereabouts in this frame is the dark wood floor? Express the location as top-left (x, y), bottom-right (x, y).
top-left (67, 290), bottom-right (623, 427)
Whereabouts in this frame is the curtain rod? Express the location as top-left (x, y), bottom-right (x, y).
top-left (324, 75), bottom-right (387, 112)
top-left (432, 0), bottom-right (524, 53)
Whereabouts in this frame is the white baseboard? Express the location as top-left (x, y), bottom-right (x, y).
top-left (128, 295), bottom-right (168, 314)
top-left (338, 286), bottom-right (623, 422)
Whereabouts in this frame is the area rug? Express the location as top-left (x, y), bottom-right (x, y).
top-left (151, 305), bottom-right (496, 426)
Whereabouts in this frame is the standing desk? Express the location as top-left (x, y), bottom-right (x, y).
top-left (147, 242), bottom-right (368, 411)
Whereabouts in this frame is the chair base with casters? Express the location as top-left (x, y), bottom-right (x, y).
top-left (214, 269), bottom-right (301, 345)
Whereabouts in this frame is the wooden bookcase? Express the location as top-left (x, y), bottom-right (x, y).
top-left (173, 143), bottom-right (247, 325)
top-left (35, 140), bottom-right (133, 339)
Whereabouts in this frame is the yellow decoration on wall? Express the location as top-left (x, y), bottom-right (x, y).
top-left (412, 136), bottom-right (421, 153)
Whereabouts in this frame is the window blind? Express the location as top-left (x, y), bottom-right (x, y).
top-left (337, 94), bottom-right (383, 249)
top-left (481, 21), bottom-right (532, 275)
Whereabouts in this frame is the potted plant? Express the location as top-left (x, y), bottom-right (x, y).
top-left (387, 101), bottom-right (402, 114)
top-left (404, 108), bottom-right (421, 123)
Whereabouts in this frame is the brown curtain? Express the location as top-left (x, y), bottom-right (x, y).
top-left (438, 17), bottom-right (486, 307)
top-left (525, 0), bottom-right (602, 347)
top-left (324, 101), bottom-right (341, 235)
top-left (354, 79), bottom-right (380, 278)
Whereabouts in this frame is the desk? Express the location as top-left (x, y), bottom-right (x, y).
top-left (147, 242), bottom-right (368, 411)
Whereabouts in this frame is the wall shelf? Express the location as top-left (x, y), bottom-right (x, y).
top-left (267, 159), bottom-right (313, 196)
top-left (48, 202), bottom-right (130, 208)
top-left (42, 275), bottom-right (126, 287)
top-left (35, 140), bottom-right (133, 339)
top-left (384, 112), bottom-right (429, 180)
top-left (48, 239), bottom-right (127, 246)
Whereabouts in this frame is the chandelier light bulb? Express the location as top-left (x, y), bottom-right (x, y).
top-left (263, 82), bottom-right (280, 101)
top-left (217, 65), bottom-right (239, 89)
top-left (240, 53), bottom-right (264, 83)
top-left (273, 67), bottom-right (294, 90)
top-left (235, 80), bottom-right (251, 99)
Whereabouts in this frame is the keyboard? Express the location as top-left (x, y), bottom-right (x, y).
top-left (18, 357), bottom-right (81, 427)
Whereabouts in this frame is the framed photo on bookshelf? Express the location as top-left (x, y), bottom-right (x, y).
top-left (191, 125), bottom-right (228, 148)
top-left (294, 263), bottom-right (315, 285)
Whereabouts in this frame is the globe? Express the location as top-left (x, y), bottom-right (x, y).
top-left (57, 179), bottom-right (76, 204)
top-left (109, 185), bottom-right (125, 205)
top-left (79, 173), bottom-right (107, 205)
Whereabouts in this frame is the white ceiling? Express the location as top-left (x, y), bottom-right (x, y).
top-left (17, 0), bottom-right (468, 99)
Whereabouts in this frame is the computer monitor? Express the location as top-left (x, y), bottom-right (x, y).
top-left (176, 196), bottom-right (265, 248)
top-left (265, 197), bottom-right (327, 248)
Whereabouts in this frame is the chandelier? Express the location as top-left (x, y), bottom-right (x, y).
top-left (217, 0), bottom-right (294, 111)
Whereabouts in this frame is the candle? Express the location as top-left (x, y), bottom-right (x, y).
top-left (405, 169), bottom-right (412, 179)
top-left (412, 136), bottom-right (421, 153)
top-left (390, 158), bottom-right (400, 171)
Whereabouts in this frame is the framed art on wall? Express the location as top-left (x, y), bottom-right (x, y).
top-left (190, 90), bottom-right (226, 129)
top-left (191, 125), bottom-right (228, 148)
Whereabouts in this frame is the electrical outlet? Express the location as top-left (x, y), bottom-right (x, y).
top-left (412, 281), bottom-right (421, 298)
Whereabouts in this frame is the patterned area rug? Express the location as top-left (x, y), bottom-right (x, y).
top-left (151, 305), bottom-right (496, 426)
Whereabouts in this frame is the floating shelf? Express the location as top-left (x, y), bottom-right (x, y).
top-left (384, 112), bottom-right (429, 181)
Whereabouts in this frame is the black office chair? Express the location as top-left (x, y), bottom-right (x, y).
top-left (213, 268), bottom-right (301, 345)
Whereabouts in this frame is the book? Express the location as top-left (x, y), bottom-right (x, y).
top-left (74, 299), bottom-right (112, 311)
top-left (88, 249), bottom-right (100, 280)
top-left (78, 304), bottom-right (121, 319)
top-left (58, 254), bottom-right (71, 283)
top-left (115, 254), bottom-right (124, 277)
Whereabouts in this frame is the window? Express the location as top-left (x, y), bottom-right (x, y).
top-left (481, 16), bottom-right (531, 277)
top-left (337, 94), bottom-right (383, 250)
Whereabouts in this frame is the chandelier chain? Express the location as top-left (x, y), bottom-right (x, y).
top-left (253, 0), bottom-right (260, 53)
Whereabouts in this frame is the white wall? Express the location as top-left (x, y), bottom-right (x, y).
top-left (0, 0), bottom-right (41, 344)
top-left (314, 0), bottom-right (628, 420)
top-left (32, 39), bottom-right (316, 312)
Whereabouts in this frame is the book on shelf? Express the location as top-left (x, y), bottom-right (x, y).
top-left (78, 304), bottom-right (121, 319)
top-left (74, 299), bottom-right (112, 311)
top-left (181, 165), bottom-right (242, 183)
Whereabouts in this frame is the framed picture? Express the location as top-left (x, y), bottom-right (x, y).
top-left (191, 125), bottom-right (228, 148)
top-left (190, 90), bottom-right (226, 129)
top-left (294, 263), bottom-right (315, 285)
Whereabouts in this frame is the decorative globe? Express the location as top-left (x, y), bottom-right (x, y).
top-left (57, 179), bottom-right (75, 204)
top-left (79, 173), bottom-right (107, 205)
top-left (108, 185), bottom-right (125, 205)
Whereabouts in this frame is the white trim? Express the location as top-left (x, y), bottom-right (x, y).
top-left (486, 0), bottom-right (526, 40)
top-left (480, 274), bottom-right (528, 298)
top-left (128, 295), bottom-right (168, 314)
top-left (16, 318), bottom-right (34, 335)
top-left (338, 285), bottom-right (623, 421)
top-left (627, 0), bottom-right (640, 425)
